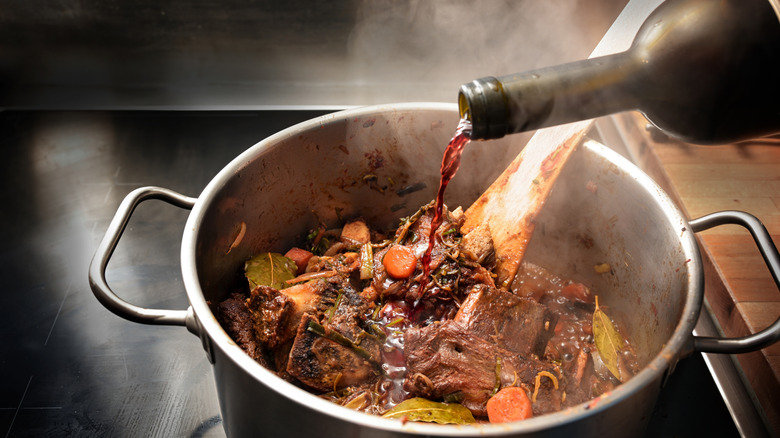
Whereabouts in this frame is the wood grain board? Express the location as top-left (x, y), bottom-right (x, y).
top-left (611, 112), bottom-right (780, 434)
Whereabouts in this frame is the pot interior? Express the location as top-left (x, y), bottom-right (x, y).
top-left (186, 103), bottom-right (702, 428)
top-left (192, 104), bottom-right (529, 302)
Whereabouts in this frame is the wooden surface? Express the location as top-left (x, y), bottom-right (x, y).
top-left (612, 112), bottom-right (780, 434)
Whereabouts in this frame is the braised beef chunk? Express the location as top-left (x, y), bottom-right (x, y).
top-left (246, 285), bottom-right (294, 350)
top-left (454, 284), bottom-right (557, 358)
top-left (286, 288), bottom-right (382, 392)
top-left (403, 320), bottom-right (562, 417)
top-left (286, 313), bottom-right (380, 392)
top-left (216, 293), bottom-right (268, 367)
top-left (245, 280), bottom-right (338, 350)
top-left (328, 289), bottom-right (377, 350)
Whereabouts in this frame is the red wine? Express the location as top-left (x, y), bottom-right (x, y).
top-left (418, 117), bottom-right (472, 298)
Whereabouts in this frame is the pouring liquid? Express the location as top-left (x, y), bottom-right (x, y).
top-left (418, 117), bottom-right (472, 299)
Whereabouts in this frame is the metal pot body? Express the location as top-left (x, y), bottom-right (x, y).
top-left (178, 103), bottom-right (702, 437)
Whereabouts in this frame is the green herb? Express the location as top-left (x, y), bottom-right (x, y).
top-left (327, 292), bottom-right (344, 324)
top-left (382, 398), bottom-right (476, 425)
top-left (386, 317), bottom-right (405, 327)
top-left (366, 321), bottom-right (387, 342)
top-left (306, 226), bottom-right (330, 255)
top-left (244, 253), bottom-right (297, 290)
top-left (394, 203), bottom-right (429, 244)
top-left (442, 227), bottom-right (457, 236)
top-left (593, 296), bottom-right (624, 381)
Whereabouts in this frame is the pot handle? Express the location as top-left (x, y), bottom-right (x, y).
top-left (88, 186), bottom-right (199, 333)
top-left (689, 210), bottom-right (780, 353)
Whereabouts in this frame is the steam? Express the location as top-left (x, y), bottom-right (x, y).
top-left (346, 0), bottom-right (626, 103)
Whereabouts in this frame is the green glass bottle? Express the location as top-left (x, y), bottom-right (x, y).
top-left (459, 0), bottom-right (780, 144)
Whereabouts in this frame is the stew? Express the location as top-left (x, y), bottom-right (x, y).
top-left (215, 202), bottom-right (638, 424)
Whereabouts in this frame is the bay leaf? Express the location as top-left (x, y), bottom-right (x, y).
top-left (592, 296), bottom-right (624, 381)
top-left (245, 253), bottom-right (298, 290)
top-left (382, 398), bottom-right (476, 425)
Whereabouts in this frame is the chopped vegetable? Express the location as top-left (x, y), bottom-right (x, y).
top-left (486, 387), bottom-right (533, 423)
top-left (531, 370), bottom-right (559, 403)
top-left (307, 225), bottom-right (329, 255)
top-left (284, 247), bottom-right (313, 275)
top-left (383, 245), bottom-right (417, 279)
top-left (359, 243), bottom-right (374, 280)
top-left (285, 269), bottom-right (338, 285)
top-left (226, 221), bottom-right (246, 254)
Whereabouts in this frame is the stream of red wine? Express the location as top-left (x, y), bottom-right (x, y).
top-left (417, 117), bottom-right (472, 298)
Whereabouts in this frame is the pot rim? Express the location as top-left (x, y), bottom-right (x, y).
top-left (180, 102), bottom-right (704, 435)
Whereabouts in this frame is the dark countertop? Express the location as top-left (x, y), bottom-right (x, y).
top-left (0, 110), bottom-right (740, 437)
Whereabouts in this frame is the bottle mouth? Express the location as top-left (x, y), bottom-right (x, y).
top-left (458, 77), bottom-right (509, 140)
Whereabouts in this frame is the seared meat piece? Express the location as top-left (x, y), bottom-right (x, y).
top-left (282, 279), bottom-right (338, 330)
top-left (404, 320), bottom-right (562, 417)
top-left (216, 293), bottom-right (269, 367)
top-left (286, 313), bottom-right (380, 392)
top-left (286, 287), bottom-right (382, 392)
top-left (454, 284), bottom-right (557, 358)
top-left (246, 285), bottom-right (294, 350)
top-left (246, 280), bottom-right (336, 350)
top-left (328, 289), bottom-right (378, 351)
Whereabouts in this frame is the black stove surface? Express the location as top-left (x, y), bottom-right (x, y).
top-left (0, 111), bottom-right (740, 437)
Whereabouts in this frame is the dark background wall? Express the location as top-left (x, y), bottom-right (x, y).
top-left (0, 0), bottom-right (627, 109)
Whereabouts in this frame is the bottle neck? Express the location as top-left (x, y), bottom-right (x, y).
top-left (459, 51), bottom-right (639, 140)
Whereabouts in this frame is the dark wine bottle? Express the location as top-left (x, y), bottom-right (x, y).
top-left (459, 0), bottom-right (780, 144)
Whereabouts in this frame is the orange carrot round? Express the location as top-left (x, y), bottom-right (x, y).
top-left (486, 386), bottom-right (534, 423)
top-left (382, 245), bottom-right (417, 279)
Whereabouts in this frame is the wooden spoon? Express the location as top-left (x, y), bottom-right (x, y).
top-left (461, 121), bottom-right (590, 287)
top-left (461, 0), bottom-right (663, 288)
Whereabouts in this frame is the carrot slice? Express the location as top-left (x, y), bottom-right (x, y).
top-left (285, 247), bottom-right (313, 275)
top-left (486, 386), bottom-right (533, 423)
top-left (383, 245), bottom-right (417, 279)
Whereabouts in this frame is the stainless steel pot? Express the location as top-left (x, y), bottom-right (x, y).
top-left (89, 103), bottom-right (780, 437)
